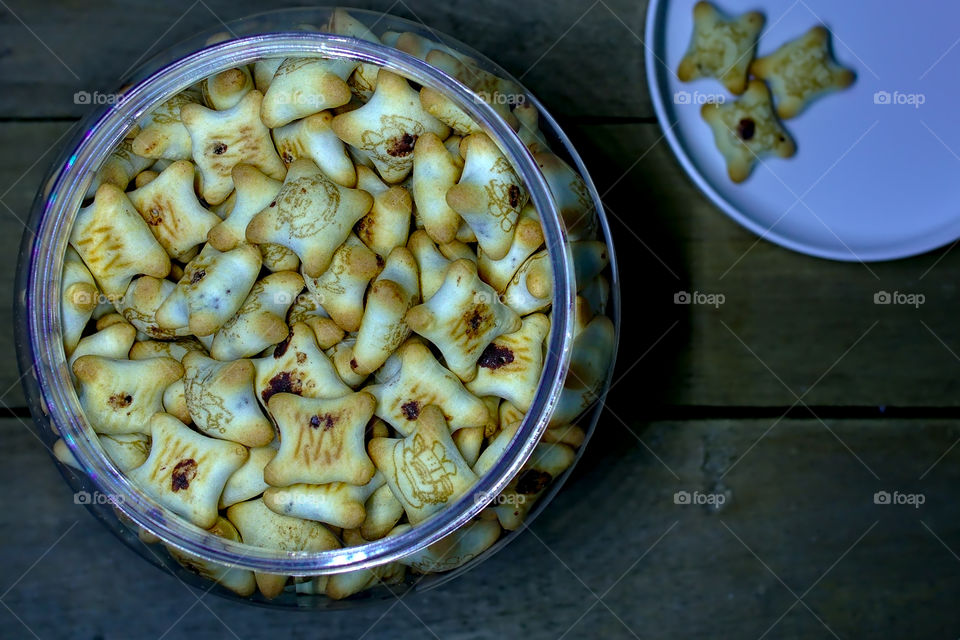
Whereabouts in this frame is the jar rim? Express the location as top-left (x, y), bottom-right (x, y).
top-left (21, 32), bottom-right (577, 574)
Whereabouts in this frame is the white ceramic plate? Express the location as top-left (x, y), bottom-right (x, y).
top-left (645, 0), bottom-right (960, 261)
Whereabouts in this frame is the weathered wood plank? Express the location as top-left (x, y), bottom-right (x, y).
top-left (3, 417), bottom-right (958, 638)
top-left (0, 0), bottom-right (652, 120)
top-left (571, 122), bottom-right (960, 408)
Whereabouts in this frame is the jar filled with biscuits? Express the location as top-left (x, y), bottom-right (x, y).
top-left (17, 8), bottom-right (619, 607)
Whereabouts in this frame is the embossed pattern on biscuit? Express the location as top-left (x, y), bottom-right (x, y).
top-left (365, 339), bottom-right (489, 436)
top-left (70, 184), bottom-right (171, 298)
top-left (677, 1), bottom-right (765, 95)
top-left (182, 352), bottom-right (274, 447)
top-left (264, 391), bottom-right (377, 486)
top-left (127, 413), bottom-right (247, 529)
top-left (181, 90), bottom-right (287, 205)
top-left (446, 133), bottom-right (527, 260)
top-left (368, 405), bottom-right (478, 525)
top-left (750, 25), bottom-right (855, 119)
top-left (245, 158), bottom-right (373, 278)
top-left (127, 160), bottom-right (221, 261)
top-left (331, 69), bottom-right (450, 184)
top-left (467, 312), bottom-right (550, 412)
top-left (251, 322), bottom-right (352, 408)
top-left (406, 259), bottom-right (522, 382)
top-left (701, 79), bottom-right (796, 183)
top-left (119, 276), bottom-right (189, 339)
top-left (72, 355), bottom-right (183, 435)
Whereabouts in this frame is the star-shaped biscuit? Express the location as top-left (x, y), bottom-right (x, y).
top-left (180, 90), bottom-right (286, 205)
top-left (466, 313), bottom-right (550, 412)
top-left (72, 355), bottom-right (183, 434)
top-left (164, 516), bottom-right (257, 597)
top-left (354, 165), bottom-right (412, 259)
top-left (677, 1), bottom-right (765, 95)
top-left (750, 25), bottom-right (855, 119)
top-left (263, 391), bottom-right (377, 486)
top-left (262, 472), bottom-right (385, 529)
top-left (156, 243), bottom-right (262, 336)
top-left (272, 111), bottom-right (356, 187)
top-left (182, 352), bottom-right (274, 447)
top-left (127, 160), bottom-right (221, 261)
top-left (70, 184), bottom-right (171, 298)
top-left (210, 271), bottom-right (304, 361)
top-left (251, 321), bottom-right (352, 408)
top-left (445, 133), bottom-right (527, 260)
top-left (368, 405), bottom-right (478, 524)
top-left (132, 89), bottom-right (202, 160)
top-left (406, 259), bottom-right (521, 382)
top-left (701, 79), bottom-right (796, 183)
top-left (394, 518), bottom-right (501, 573)
top-left (477, 204), bottom-right (543, 292)
top-left (365, 339), bottom-right (490, 435)
top-left (331, 69), bottom-right (450, 183)
top-left (407, 230), bottom-right (451, 301)
top-left (245, 158), bottom-right (373, 278)
top-left (226, 498), bottom-right (340, 599)
top-left (128, 413), bottom-right (248, 529)
top-left (261, 57), bottom-right (354, 128)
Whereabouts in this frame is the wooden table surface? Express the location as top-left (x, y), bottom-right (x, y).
top-left (2, 1), bottom-right (959, 638)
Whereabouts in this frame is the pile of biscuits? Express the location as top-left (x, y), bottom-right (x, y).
top-left (53, 9), bottom-right (614, 600)
top-left (677, 1), bottom-right (855, 182)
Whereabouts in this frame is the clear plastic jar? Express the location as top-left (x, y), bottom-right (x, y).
top-left (15, 8), bottom-right (620, 607)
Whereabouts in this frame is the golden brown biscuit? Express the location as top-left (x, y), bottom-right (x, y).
top-left (264, 391), bottom-right (377, 486)
top-left (182, 352), bottom-right (274, 447)
top-left (331, 69), bottom-right (450, 183)
top-left (406, 259), bottom-right (521, 381)
top-left (677, 1), bottom-right (764, 95)
top-left (72, 355), bottom-right (183, 435)
top-left (181, 90), bottom-right (287, 204)
top-left (245, 158), bottom-right (373, 278)
top-left (70, 184), bottom-right (171, 298)
top-left (261, 57), bottom-right (354, 128)
top-left (127, 413), bottom-right (248, 529)
top-left (701, 79), bottom-right (796, 183)
top-left (127, 160), bottom-right (221, 261)
top-left (750, 25), bottom-right (855, 119)
top-left (368, 405), bottom-right (478, 524)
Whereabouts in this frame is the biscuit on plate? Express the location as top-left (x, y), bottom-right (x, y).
top-left (677, 1), bottom-right (764, 95)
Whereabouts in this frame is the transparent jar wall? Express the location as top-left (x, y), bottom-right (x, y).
top-left (17, 7), bottom-right (620, 608)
